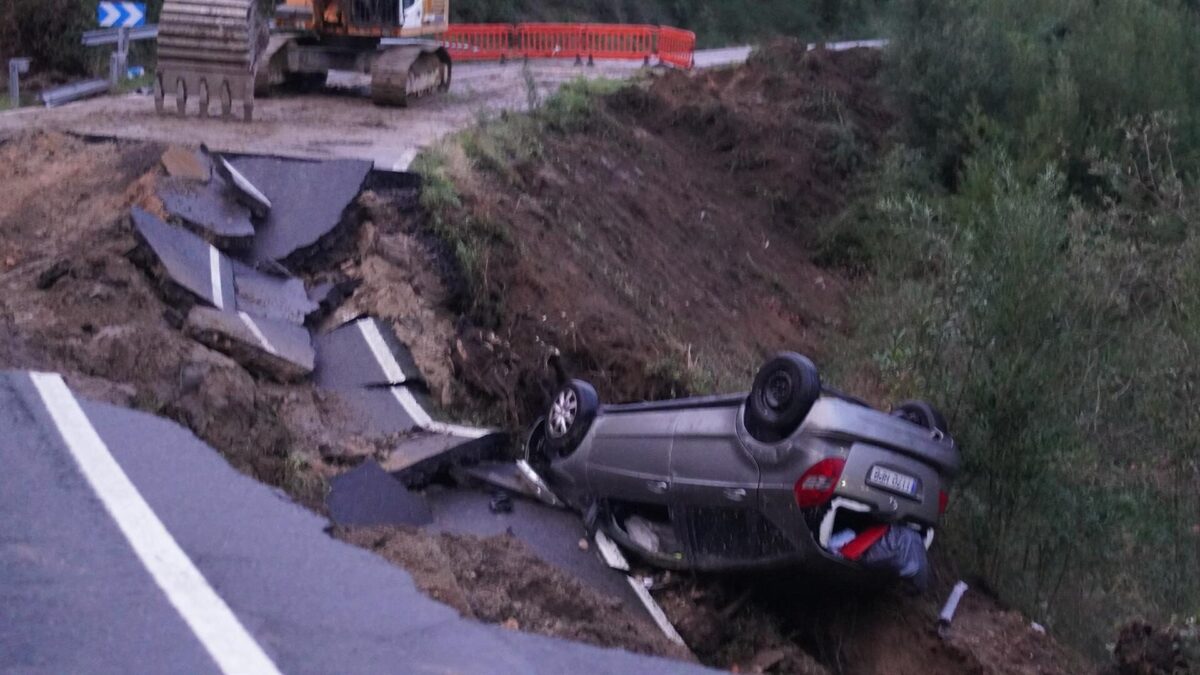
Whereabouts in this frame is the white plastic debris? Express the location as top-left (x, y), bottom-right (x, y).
top-left (938, 580), bottom-right (970, 631)
top-left (1031, 622), bottom-right (1046, 635)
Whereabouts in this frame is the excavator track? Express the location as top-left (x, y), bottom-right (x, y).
top-left (370, 45), bottom-right (452, 107)
top-left (155, 0), bottom-right (263, 122)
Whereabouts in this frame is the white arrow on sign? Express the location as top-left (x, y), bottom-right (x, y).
top-left (98, 2), bottom-right (121, 27)
top-left (121, 2), bottom-right (144, 27)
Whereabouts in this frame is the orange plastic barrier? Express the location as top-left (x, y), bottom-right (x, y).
top-left (441, 23), bottom-right (695, 69)
top-left (657, 26), bottom-right (696, 69)
top-left (582, 23), bottom-right (655, 63)
top-left (516, 23), bottom-right (586, 59)
top-left (441, 24), bottom-right (514, 61)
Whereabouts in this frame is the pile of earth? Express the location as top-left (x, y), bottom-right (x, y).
top-left (429, 42), bottom-right (892, 429)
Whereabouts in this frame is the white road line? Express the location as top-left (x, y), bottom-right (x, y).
top-left (30, 372), bottom-right (282, 675)
top-left (388, 386), bottom-right (431, 427)
top-left (590, 532), bottom-right (685, 647)
top-left (238, 312), bottom-right (278, 356)
top-left (208, 246), bottom-right (225, 310)
top-left (356, 319), bottom-right (407, 383)
top-left (592, 530), bottom-right (629, 572)
top-left (387, 386), bottom-right (490, 439)
top-left (358, 317), bottom-right (491, 439)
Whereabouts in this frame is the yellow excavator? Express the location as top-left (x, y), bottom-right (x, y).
top-left (155, 0), bottom-right (452, 121)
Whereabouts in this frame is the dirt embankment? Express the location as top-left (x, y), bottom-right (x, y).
top-left (433, 43), bottom-right (891, 427)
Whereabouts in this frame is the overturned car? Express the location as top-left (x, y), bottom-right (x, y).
top-left (524, 352), bottom-right (960, 590)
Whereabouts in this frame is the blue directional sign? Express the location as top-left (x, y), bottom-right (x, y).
top-left (97, 1), bottom-right (146, 28)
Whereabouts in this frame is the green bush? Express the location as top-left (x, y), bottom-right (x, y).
top-left (886, 0), bottom-right (1200, 188)
top-left (836, 116), bottom-right (1200, 654)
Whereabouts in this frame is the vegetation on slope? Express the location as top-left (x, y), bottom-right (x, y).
top-left (819, 0), bottom-right (1200, 656)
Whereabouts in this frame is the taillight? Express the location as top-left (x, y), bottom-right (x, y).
top-left (938, 490), bottom-right (949, 514)
top-left (794, 458), bottom-right (845, 509)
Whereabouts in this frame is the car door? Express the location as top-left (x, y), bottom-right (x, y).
top-left (585, 410), bottom-right (675, 505)
top-left (668, 404), bottom-right (762, 563)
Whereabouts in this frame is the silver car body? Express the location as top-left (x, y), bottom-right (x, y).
top-left (541, 391), bottom-right (960, 572)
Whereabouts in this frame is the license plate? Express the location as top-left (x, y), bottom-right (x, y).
top-left (867, 465), bottom-right (919, 497)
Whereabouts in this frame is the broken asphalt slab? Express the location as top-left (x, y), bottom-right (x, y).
top-left (216, 156), bottom-right (272, 218)
top-left (226, 156), bottom-right (370, 264)
top-left (231, 259), bottom-right (319, 325)
top-left (130, 206), bottom-right (235, 311)
top-left (0, 370), bottom-right (710, 673)
top-left (378, 428), bottom-right (502, 486)
top-left (157, 174), bottom-right (256, 243)
top-left (328, 459), bottom-right (433, 527)
top-left (184, 306), bottom-right (315, 382)
top-left (314, 316), bottom-right (422, 388)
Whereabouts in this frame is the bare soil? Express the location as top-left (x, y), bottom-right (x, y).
top-left (336, 525), bottom-right (694, 660)
top-left (434, 43), bottom-right (889, 426)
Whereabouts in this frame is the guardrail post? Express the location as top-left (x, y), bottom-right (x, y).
top-left (8, 58), bottom-right (31, 107)
top-left (110, 26), bottom-right (130, 86)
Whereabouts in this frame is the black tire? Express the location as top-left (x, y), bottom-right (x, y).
top-left (745, 352), bottom-right (821, 443)
top-left (524, 417), bottom-right (549, 470)
top-left (544, 379), bottom-right (599, 457)
top-left (890, 400), bottom-right (949, 435)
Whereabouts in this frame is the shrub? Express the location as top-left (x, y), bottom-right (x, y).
top-left (886, 0), bottom-right (1200, 189)
top-left (836, 124), bottom-right (1200, 655)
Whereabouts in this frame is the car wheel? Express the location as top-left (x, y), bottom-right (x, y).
top-left (524, 417), bottom-right (550, 469)
top-left (890, 400), bottom-right (949, 435)
top-left (745, 352), bottom-right (821, 443)
top-left (544, 379), bottom-right (599, 456)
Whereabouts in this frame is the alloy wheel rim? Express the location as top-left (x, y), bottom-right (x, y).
top-left (548, 388), bottom-right (578, 438)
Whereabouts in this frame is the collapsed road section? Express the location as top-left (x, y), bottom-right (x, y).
top-left (0, 370), bottom-right (706, 674)
top-left (114, 142), bottom-right (691, 654)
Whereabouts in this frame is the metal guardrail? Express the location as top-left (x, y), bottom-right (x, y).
top-left (82, 24), bottom-right (158, 47)
top-left (810, 39), bottom-right (889, 51)
top-left (41, 78), bottom-right (111, 107)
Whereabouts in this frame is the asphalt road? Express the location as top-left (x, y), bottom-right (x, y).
top-left (0, 50), bottom-right (751, 170)
top-left (0, 370), bottom-right (708, 674)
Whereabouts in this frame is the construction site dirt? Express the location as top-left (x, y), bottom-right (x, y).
top-left (0, 61), bottom-right (648, 170)
top-left (0, 43), bottom-right (1093, 674)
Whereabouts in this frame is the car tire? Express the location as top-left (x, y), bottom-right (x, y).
top-left (745, 352), bottom-right (821, 443)
top-left (544, 379), bottom-right (599, 457)
top-left (890, 400), bottom-right (949, 435)
top-left (524, 417), bottom-right (549, 468)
